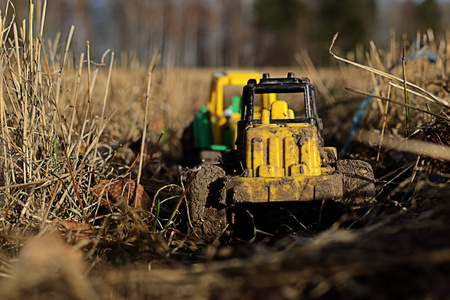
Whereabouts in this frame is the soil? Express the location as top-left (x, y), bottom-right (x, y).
top-left (319, 97), bottom-right (365, 151)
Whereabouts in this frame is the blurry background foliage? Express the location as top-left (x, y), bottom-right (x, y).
top-left (8, 0), bottom-right (450, 67)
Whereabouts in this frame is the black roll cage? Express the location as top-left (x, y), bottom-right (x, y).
top-left (236, 72), bottom-right (324, 148)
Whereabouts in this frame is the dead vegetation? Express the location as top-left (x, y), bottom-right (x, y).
top-left (0, 1), bottom-right (450, 299)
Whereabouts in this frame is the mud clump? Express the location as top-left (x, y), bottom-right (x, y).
top-left (185, 164), bottom-right (227, 242)
top-left (337, 159), bottom-right (376, 206)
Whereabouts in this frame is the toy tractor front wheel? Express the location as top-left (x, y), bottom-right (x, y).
top-left (185, 164), bottom-right (227, 242)
top-left (336, 159), bottom-right (376, 209)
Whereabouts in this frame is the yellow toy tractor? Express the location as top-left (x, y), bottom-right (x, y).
top-left (185, 73), bottom-right (375, 242)
top-left (182, 71), bottom-right (275, 166)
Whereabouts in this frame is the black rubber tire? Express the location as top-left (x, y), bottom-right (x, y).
top-left (185, 164), bottom-right (227, 242)
top-left (336, 159), bottom-right (376, 207)
top-left (181, 123), bottom-right (201, 167)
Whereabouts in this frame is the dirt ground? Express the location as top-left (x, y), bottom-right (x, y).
top-left (5, 91), bottom-right (449, 300)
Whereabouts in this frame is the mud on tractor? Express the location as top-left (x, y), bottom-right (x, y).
top-left (185, 73), bottom-right (375, 242)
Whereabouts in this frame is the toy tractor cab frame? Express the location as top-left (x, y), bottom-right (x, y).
top-left (242, 73), bottom-right (320, 127)
top-left (236, 72), bottom-right (324, 157)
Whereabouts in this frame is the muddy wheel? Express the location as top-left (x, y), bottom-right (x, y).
top-left (185, 164), bottom-right (227, 242)
top-left (336, 159), bottom-right (376, 207)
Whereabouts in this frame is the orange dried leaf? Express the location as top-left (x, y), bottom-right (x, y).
top-left (51, 219), bottom-right (96, 240)
top-left (93, 178), bottom-right (151, 210)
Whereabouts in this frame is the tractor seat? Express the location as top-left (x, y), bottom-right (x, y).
top-left (271, 100), bottom-right (294, 119)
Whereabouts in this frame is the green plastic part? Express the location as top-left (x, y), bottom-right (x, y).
top-left (230, 96), bottom-right (241, 113)
top-left (193, 106), bottom-right (213, 150)
top-left (211, 144), bottom-right (228, 151)
top-left (192, 97), bottom-right (241, 151)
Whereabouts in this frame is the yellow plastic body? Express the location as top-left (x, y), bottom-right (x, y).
top-left (228, 112), bottom-right (241, 149)
top-left (225, 101), bottom-right (343, 203)
top-left (207, 71), bottom-right (276, 146)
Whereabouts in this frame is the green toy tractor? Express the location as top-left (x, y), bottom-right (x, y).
top-left (182, 71), bottom-right (275, 166)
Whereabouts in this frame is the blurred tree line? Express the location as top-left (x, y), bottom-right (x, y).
top-left (7, 0), bottom-right (450, 67)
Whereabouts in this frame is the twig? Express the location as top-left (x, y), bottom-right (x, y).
top-left (377, 85), bottom-right (391, 164)
top-left (388, 82), bottom-right (450, 109)
top-left (135, 72), bottom-right (152, 208)
top-left (86, 41), bottom-right (93, 121)
top-left (163, 168), bottom-right (200, 231)
top-left (134, 49), bottom-right (159, 208)
top-left (150, 184), bottom-right (182, 219)
top-left (358, 130), bottom-right (450, 161)
top-left (125, 153), bottom-right (140, 176)
top-left (402, 47), bottom-right (409, 134)
top-left (345, 87), bottom-right (448, 121)
top-left (149, 131), bottom-right (165, 165)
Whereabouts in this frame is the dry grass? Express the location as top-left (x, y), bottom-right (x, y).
top-left (0, 0), bottom-right (173, 278)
